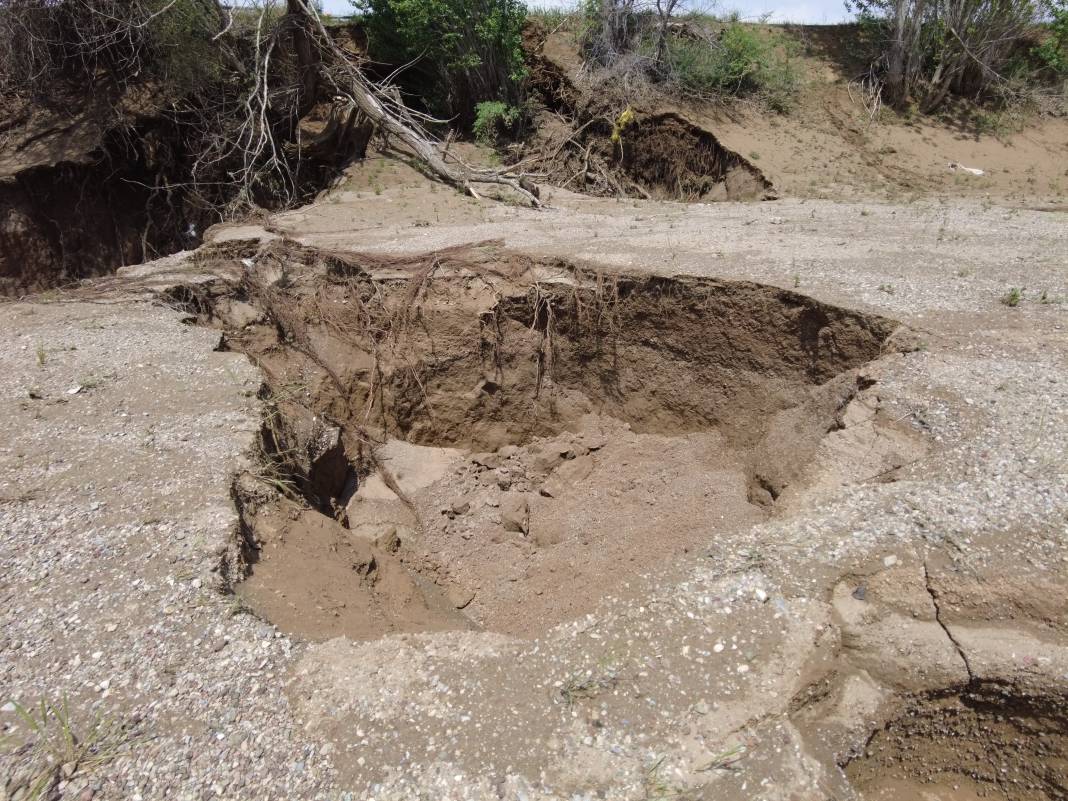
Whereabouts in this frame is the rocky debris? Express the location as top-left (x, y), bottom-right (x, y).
top-left (213, 297), bottom-right (265, 329)
top-left (500, 493), bottom-right (530, 535)
top-left (348, 521), bottom-right (407, 551)
top-left (540, 453), bottom-right (594, 498)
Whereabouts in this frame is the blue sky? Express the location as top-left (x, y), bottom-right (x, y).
top-left (317, 0), bottom-right (854, 23)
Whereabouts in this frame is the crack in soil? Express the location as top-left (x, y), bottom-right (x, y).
top-left (924, 561), bottom-right (976, 682)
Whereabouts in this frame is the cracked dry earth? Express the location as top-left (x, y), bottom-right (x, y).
top-left (1, 186), bottom-right (1066, 801)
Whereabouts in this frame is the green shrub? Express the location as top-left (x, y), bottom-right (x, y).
top-left (473, 100), bottom-right (522, 143)
top-left (1033, 0), bottom-right (1068, 76)
top-left (354, 0), bottom-right (528, 126)
top-left (662, 25), bottom-right (801, 111)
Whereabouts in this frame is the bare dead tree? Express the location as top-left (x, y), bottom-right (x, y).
top-left (854, 0), bottom-right (1044, 111)
top-left (653, 0), bottom-right (683, 68)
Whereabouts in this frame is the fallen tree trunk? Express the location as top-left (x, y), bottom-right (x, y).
top-left (289, 0), bottom-right (541, 206)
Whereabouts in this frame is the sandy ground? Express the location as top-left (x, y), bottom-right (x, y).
top-left (534, 23), bottom-right (1068, 209)
top-left (1, 178), bottom-right (1067, 800)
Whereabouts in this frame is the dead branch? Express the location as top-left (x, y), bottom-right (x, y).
top-left (288, 0), bottom-right (542, 207)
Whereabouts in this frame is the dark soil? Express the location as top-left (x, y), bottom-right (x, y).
top-left (845, 689), bottom-right (1068, 801)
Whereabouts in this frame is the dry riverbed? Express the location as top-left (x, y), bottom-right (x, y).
top-left (1, 184), bottom-right (1066, 801)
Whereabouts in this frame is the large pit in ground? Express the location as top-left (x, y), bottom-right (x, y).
top-left (844, 688), bottom-right (1068, 801)
top-left (169, 241), bottom-right (917, 640)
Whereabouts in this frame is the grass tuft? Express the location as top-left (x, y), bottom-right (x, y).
top-left (1001, 287), bottom-right (1023, 307)
top-left (3, 697), bottom-right (139, 801)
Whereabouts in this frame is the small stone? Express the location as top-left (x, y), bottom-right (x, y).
top-left (852, 585), bottom-right (867, 601)
top-left (737, 664), bottom-right (750, 674)
top-left (1, 701), bottom-right (16, 713)
top-left (450, 500), bottom-right (470, 516)
top-left (713, 642), bottom-right (724, 653)
top-left (448, 587), bottom-right (476, 609)
top-left (472, 453), bottom-right (503, 470)
top-left (500, 494), bottom-right (529, 535)
top-left (883, 554), bottom-right (898, 567)
top-left (753, 588), bottom-right (769, 603)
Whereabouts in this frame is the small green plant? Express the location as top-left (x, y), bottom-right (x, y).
top-left (1001, 287), bottom-right (1024, 307)
top-left (227, 594), bottom-right (253, 618)
top-left (473, 100), bottom-right (522, 144)
top-left (34, 344), bottom-right (46, 367)
top-left (4, 698), bottom-right (137, 801)
top-left (696, 743), bottom-right (747, 772)
top-left (642, 756), bottom-right (703, 800)
top-left (610, 105), bottom-right (637, 146)
top-left (748, 151), bottom-right (761, 160)
top-left (555, 660), bottom-right (621, 706)
top-left (878, 283), bottom-right (895, 294)
top-left (715, 546), bottom-right (769, 575)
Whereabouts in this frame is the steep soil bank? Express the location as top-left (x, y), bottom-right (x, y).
top-left (0, 91), bottom-right (194, 295)
top-left (0, 21), bottom-right (372, 297)
top-left (517, 24), bottom-right (774, 201)
top-left (0, 119), bottom-right (192, 296)
top-left (520, 22), bottom-right (1068, 206)
top-left (845, 690), bottom-right (1068, 801)
top-left (162, 239), bottom-right (921, 641)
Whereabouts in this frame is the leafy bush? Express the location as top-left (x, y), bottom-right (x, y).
top-left (1032, 0), bottom-right (1068, 76)
top-left (354, 0), bottom-right (528, 125)
top-left (661, 25), bottom-right (801, 111)
top-left (473, 100), bottom-right (523, 142)
top-left (577, 0), bottom-right (800, 111)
